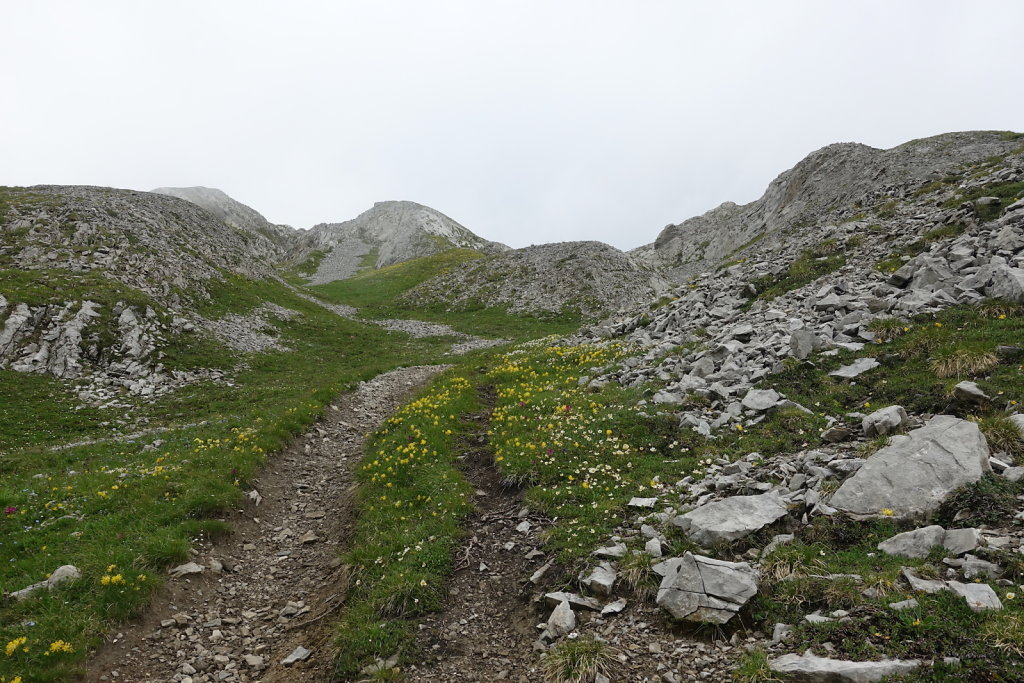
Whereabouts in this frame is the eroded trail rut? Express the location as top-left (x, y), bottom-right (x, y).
top-left (87, 365), bottom-right (448, 683)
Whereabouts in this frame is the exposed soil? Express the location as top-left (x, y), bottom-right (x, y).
top-left (85, 365), bottom-right (448, 683)
top-left (408, 394), bottom-right (552, 681)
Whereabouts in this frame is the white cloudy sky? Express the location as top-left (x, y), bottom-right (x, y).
top-left (2, 1), bottom-right (1021, 250)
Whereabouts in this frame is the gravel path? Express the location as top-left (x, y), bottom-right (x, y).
top-left (86, 365), bottom-right (448, 683)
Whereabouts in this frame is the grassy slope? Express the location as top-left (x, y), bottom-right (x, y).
top-left (311, 249), bottom-right (583, 340)
top-left (0, 273), bottom-right (460, 682)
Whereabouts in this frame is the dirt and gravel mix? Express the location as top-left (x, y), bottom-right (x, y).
top-left (86, 365), bottom-right (448, 683)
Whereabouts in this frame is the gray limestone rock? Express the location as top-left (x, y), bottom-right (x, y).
top-left (790, 329), bottom-right (817, 360)
top-left (829, 416), bottom-right (990, 520)
top-left (953, 381), bottom-right (990, 404)
top-left (829, 357), bottom-right (880, 379)
top-left (770, 651), bottom-right (922, 682)
top-left (988, 265), bottom-right (1024, 303)
top-left (673, 491), bottom-right (790, 546)
top-left (546, 600), bottom-right (576, 638)
top-left (656, 552), bottom-right (757, 624)
top-left (861, 405), bottom-right (908, 437)
top-left (947, 581), bottom-right (1002, 611)
top-left (584, 562), bottom-right (617, 596)
top-left (741, 388), bottom-right (782, 412)
top-left (877, 526), bottom-right (946, 559)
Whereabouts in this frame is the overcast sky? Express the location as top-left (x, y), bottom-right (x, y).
top-left (2, 2), bottom-right (1021, 250)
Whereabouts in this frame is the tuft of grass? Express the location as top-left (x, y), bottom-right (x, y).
top-left (542, 636), bottom-right (619, 683)
top-left (732, 648), bottom-right (782, 683)
top-left (867, 317), bottom-right (909, 343)
top-left (618, 552), bottom-right (659, 600)
top-left (929, 348), bottom-right (999, 378)
top-left (977, 298), bottom-right (1024, 319)
top-left (935, 475), bottom-right (1024, 527)
top-left (974, 414), bottom-right (1024, 458)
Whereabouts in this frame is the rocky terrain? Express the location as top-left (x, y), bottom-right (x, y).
top-left (400, 240), bottom-right (671, 321)
top-left (637, 130), bottom-right (1023, 282)
top-left (0, 185), bottom-right (282, 399)
top-left (4, 130), bottom-right (1024, 683)
top-left (152, 186), bottom-right (297, 261)
top-left (290, 200), bottom-right (508, 284)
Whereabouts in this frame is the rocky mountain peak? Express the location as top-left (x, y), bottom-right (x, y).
top-left (291, 200), bottom-right (508, 284)
top-left (644, 130), bottom-right (1022, 282)
top-left (151, 186), bottom-right (296, 260)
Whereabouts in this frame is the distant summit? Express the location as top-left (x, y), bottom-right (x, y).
top-left (290, 200), bottom-right (508, 284)
top-left (152, 186), bottom-right (296, 259)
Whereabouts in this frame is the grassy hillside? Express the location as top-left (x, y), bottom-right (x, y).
top-left (311, 249), bottom-right (583, 340)
top-left (0, 274), bottom-right (460, 683)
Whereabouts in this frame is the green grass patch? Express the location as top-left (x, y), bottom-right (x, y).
top-left (768, 304), bottom-right (1024, 420)
top-left (744, 240), bottom-right (846, 304)
top-left (941, 180), bottom-right (1024, 221)
top-left (333, 373), bottom-right (478, 678)
top-left (0, 275), bottom-right (461, 682)
top-left (312, 249), bottom-right (581, 340)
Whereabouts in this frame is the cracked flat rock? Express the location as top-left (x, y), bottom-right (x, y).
top-left (655, 552), bottom-right (757, 624)
top-left (770, 651), bottom-right (922, 681)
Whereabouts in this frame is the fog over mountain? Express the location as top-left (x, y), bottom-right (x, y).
top-left (2, 1), bottom-right (1021, 250)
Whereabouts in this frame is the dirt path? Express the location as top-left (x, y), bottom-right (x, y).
top-left (407, 395), bottom-right (554, 681)
top-left (86, 365), bottom-right (448, 683)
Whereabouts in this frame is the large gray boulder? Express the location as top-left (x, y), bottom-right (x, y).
top-left (770, 651), bottom-right (922, 682)
top-left (655, 552), bottom-right (757, 624)
top-left (672, 491), bottom-right (790, 546)
top-left (878, 525), bottom-right (982, 559)
top-left (829, 415), bottom-right (990, 520)
top-left (988, 265), bottom-right (1024, 303)
top-left (861, 405), bottom-right (908, 437)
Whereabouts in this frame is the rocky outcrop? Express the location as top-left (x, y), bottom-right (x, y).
top-left (400, 241), bottom-right (670, 321)
top-left (637, 131), bottom-right (1022, 282)
top-left (0, 185), bottom-right (280, 393)
top-left (655, 552), bottom-right (758, 624)
top-left (289, 200), bottom-right (507, 284)
top-left (829, 416), bottom-right (991, 520)
top-left (152, 186), bottom-right (296, 260)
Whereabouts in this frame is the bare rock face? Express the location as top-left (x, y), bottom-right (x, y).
top-left (0, 185), bottom-right (278, 389)
top-left (637, 131), bottom-right (1023, 281)
top-left (290, 200), bottom-right (508, 284)
top-left (829, 416), bottom-right (991, 520)
top-left (400, 241), bottom-right (670, 321)
top-left (152, 186), bottom-right (296, 260)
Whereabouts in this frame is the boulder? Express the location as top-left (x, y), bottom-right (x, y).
top-left (790, 329), bottom-right (817, 360)
top-left (861, 405), bottom-right (908, 437)
top-left (673, 491), bottom-right (790, 546)
top-left (829, 357), bottom-right (880, 379)
top-left (546, 600), bottom-right (576, 638)
top-left (583, 562), bottom-right (617, 597)
top-left (741, 388), bottom-right (782, 412)
top-left (947, 581), bottom-right (1002, 611)
top-left (877, 526), bottom-right (946, 559)
top-left (770, 651), bottom-right (922, 682)
top-left (953, 381), bottom-right (990, 405)
top-left (655, 552), bottom-right (757, 624)
top-left (829, 416), bottom-right (990, 520)
top-left (988, 265), bottom-right (1024, 303)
